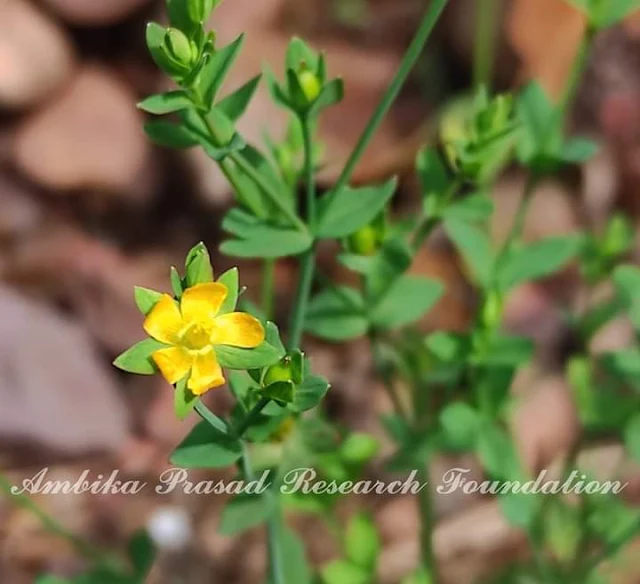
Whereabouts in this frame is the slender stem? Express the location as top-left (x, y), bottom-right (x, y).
top-left (332, 0), bottom-right (450, 197)
top-left (371, 335), bottom-right (410, 420)
top-left (261, 259), bottom-right (276, 320)
top-left (416, 466), bottom-right (438, 582)
top-left (288, 117), bottom-right (318, 351)
top-left (473, 0), bottom-right (499, 91)
top-left (236, 397), bottom-right (271, 437)
top-left (559, 24), bottom-right (596, 118)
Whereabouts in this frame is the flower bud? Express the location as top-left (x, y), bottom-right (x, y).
top-left (603, 214), bottom-right (634, 258)
top-left (263, 357), bottom-right (294, 386)
top-left (164, 28), bottom-right (196, 68)
top-left (297, 67), bottom-right (321, 102)
top-left (340, 433), bottom-right (380, 465)
top-left (346, 225), bottom-right (379, 256)
top-left (481, 291), bottom-right (503, 330)
top-left (188, 0), bottom-right (216, 23)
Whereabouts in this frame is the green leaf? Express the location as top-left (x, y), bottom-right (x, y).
top-left (499, 491), bottom-right (541, 529)
top-left (562, 137), bottom-right (599, 163)
top-left (425, 331), bottom-right (470, 363)
top-left (128, 529), bottom-right (156, 578)
top-left (309, 78), bottom-right (345, 116)
top-left (218, 75), bottom-right (262, 121)
top-left (170, 421), bottom-right (242, 468)
top-left (138, 90), bottom-right (191, 114)
top-left (215, 322), bottom-right (285, 369)
top-left (134, 286), bottom-right (163, 315)
top-left (305, 287), bottom-right (368, 341)
top-left (444, 218), bottom-right (494, 287)
top-left (219, 493), bottom-right (275, 536)
top-left (113, 338), bottom-right (167, 374)
top-left (290, 375), bottom-right (330, 412)
top-left (401, 568), bottom-right (433, 584)
top-left (199, 34), bottom-right (245, 105)
top-left (145, 120), bottom-right (199, 149)
top-left (417, 147), bottom-right (449, 211)
top-left (201, 131), bottom-right (246, 161)
top-left (613, 265), bottom-right (640, 330)
top-left (221, 225), bottom-right (312, 259)
top-left (365, 237), bottom-right (413, 304)
top-left (370, 275), bottom-right (443, 329)
top-left (337, 253), bottom-right (374, 275)
top-left (185, 242), bottom-right (214, 286)
top-left (315, 178), bottom-right (397, 238)
top-left (625, 414), bottom-right (640, 462)
top-left (174, 377), bottom-right (198, 420)
top-left (497, 235), bottom-right (583, 291)
top-left (344, 513), bottom-right (380, 571)
top-left (599, 0), bottom-right (640, 27)
top-left (339, 433), bottom-right (380, 464)
top-left (262, 380), bottom-right (295, 404)
top-left (278, 527), bottom-right (312, 584)
top-left (166, 0), bottom-right (197, 32)
top-left (441, 193), bottom-right (494, 223)
top-left (264, 66), bottom-right (293, 110)
top-left (440, 402), bottom-right (480, 450)
top-left (476, 423), bottom-right (521, 480)
top-left (322, 560), bottom-right (370, 584)
top-left (217, 267), bottom-right (239, 314)
top-left (474, 334), bottom-right (534, 367)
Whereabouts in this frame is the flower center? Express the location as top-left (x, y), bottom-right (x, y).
top-left (180, 322), bottom-right (212, 351)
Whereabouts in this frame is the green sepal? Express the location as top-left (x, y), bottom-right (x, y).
top-left (174, 376), bottom-right (198, 420)
top-left (261, 380), bottom-right (295, 404)
top-left (170, 266), bottom-right (184, 298)
top-left (217, 267), bottom-right (239, 313)
top-left (113, 338), bottom-right (168, 374)
top-left (185, 242), bottom-right (214, 287)
top-left (134, 286), bottom-right (163, 315)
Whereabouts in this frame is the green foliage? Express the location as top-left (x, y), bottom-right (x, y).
top-left (113, 338), bottom-right (166, 374)
top-left (170, 420), bottom-right (242, 468)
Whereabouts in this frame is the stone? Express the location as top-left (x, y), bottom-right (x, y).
top-left (41, 0), bottom-right (152, 26)
top-left (0, 0), bottom-right (75, 109)
top-left (0, 286), bottom-right (130, 455)
top-left (12, 66), bottom-right (150, 198)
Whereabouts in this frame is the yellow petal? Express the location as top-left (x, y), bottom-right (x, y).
top-left (211, 312), bottom-right (265, 348)
top-left (144, 294), bottom-right (183, 344)
top-left (152, 347), bottom-right (193, 385)
top-left (181, 283), bottom-right (228, 325)
top-left (188, 351), bottom-right (225, 395)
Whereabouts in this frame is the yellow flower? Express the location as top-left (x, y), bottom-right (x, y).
top-left (143, 283), bottom-right (264, 395)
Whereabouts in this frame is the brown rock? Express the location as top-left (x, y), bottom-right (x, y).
top-left (0, 286), bottom-right (130, 456)
top-left (0, 0), bottom-right (74, 109)
top-left (12, 66), bottom-right (150, 197)
top-left (0, 177), bottom-right (42, 240)
top-left (41, 0), bottom-right (152, 26)
top-left (511, 376), bottom-right (581, 473)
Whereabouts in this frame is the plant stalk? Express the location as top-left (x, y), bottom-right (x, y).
top-left (288, 117), bottom-right (317, 351)
top-left (332, 0), bottom-right (450, 197)
top-left (474, 0), bottom-right (499, 91)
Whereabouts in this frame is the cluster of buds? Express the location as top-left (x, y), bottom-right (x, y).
top-left (440, 89), bottom-right (517, 184)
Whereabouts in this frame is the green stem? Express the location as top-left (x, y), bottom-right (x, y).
top-left (261, 259), bottom-right (276, 320)
top-left (416, 466), bottom-right (438, 582)
top-left (411, 179), bottom-right (461, 252)
top-left (331, 0), bottom-right (450, 197)
top-left (473, 0), bottom-right (499, 91)
top-left (288, 117), bottom-right (318, 351)
top-left (236, 396), bottom-right (272, 437)
top-left (559, 24), bottom-right (596, 118)
top-left (371, 334), bottom-right (410, 420)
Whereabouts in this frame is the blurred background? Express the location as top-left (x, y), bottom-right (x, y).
top-left (1, 0), bottom-right (640, 582)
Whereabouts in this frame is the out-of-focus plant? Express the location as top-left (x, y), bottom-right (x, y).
top-left (12, 0), bottom-right (640, 582)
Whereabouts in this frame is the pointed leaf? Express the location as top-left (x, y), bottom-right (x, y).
top-left (134, 286), bottom-right (163, 315)
top-left (170, 420), bottom-right (242, 468)
top-left (218, 75), bottom-right (262, 122)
